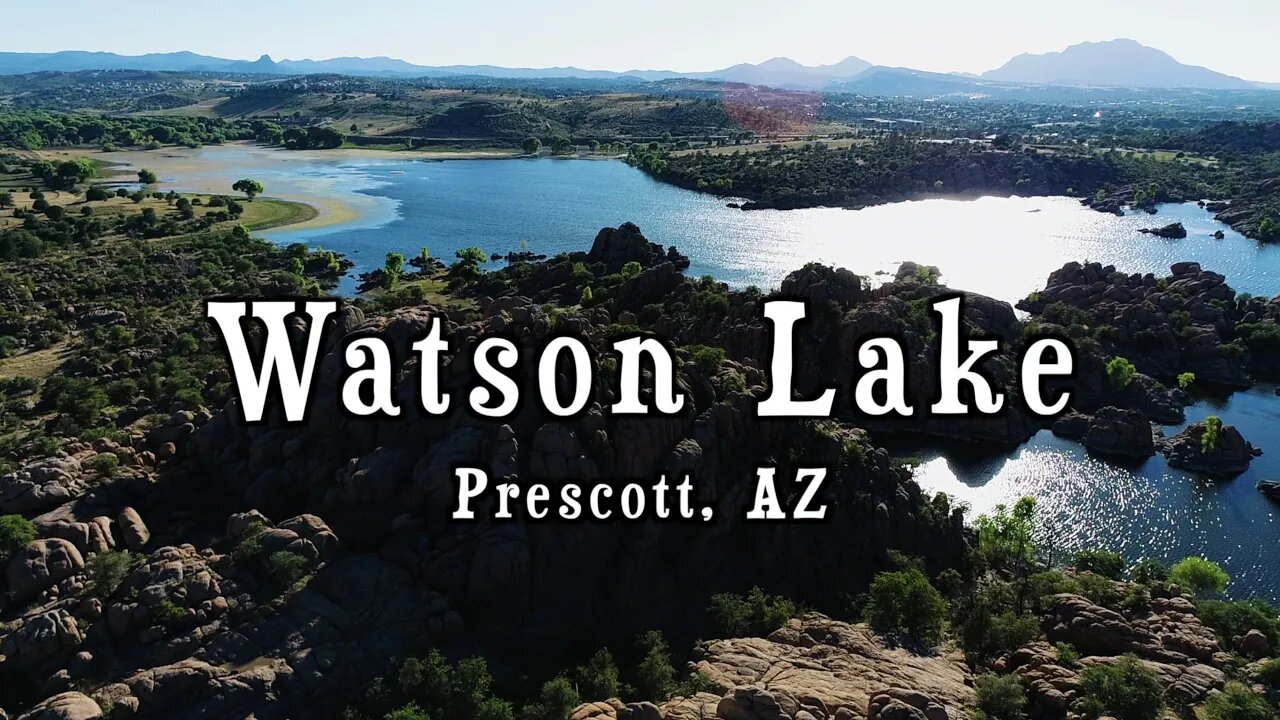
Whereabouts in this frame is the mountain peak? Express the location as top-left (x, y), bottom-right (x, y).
top-left (983, 38), bottom-right (1252, 89)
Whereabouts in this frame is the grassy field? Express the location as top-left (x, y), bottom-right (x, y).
top-left (0, 342), bottom-right (70, 381)
top-left (239, 198), bottom-right (320, 230)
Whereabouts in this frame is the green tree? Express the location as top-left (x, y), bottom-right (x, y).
top-left (573, 649), bottom-right (621, 701)
top-left (1105, 357), bottom-right (1136, 390)
top-left (975, 497), bottom-right (1038, 570)
top-left (634, 630), bottom-right (676, 701)
top-left (520, 677), bottom-right (579, 720)
top-left (522, 137), bottom-right (542, 154)
top-left (0, 514), bottom-right (37, 563)
top-left (1177, 372), bottom-right (1196, 389)
top-left (1201, 416), bottom-right (1222, 454)
top-left (863, 568), bottom-right (948, 646)
top-left (232, 178), bottom-right (264, 200)
top-left (137, 168), bottom-right (158, 184)
top-left (1129, 557), bottom-right (1169, 585)
top-left (384, 251), bottom-right (406, 288)
top-left (1169, 556), bottom-right (1229, 595)
top-left (450, 247), bottom-right (489, 282)
top-left (1073, 550), bottom-right (1126, 580)
top-left (1077, 655), bottom-right (1162, 720)
top-left (0, 191), bottom-right (12, 208)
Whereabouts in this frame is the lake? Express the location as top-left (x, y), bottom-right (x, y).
top-left (132, 145), bottom-right (1280, 600)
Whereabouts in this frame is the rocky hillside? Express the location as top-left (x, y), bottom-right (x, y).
top-left (3, 224), bottom-right (1279, 719)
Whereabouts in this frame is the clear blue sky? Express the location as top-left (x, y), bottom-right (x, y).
top-left (7, 0), bottom-right (1279, 81)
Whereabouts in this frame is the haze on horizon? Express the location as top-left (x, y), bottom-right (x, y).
top-left (7, 0), bottom-right (1280, 82)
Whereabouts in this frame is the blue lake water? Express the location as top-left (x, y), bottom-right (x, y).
top-left (150, 148), bottom-right (1280, 600)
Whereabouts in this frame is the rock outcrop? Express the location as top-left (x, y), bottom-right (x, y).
top-left (1159, 420), bottom-right (1258, 478)
top-left (1052, 407), bottom-right (1155, 459)
top-left (693, 614), bottom-right (973, 719)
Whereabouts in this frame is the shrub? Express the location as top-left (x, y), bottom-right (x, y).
top-left (864, 568), bottom-right (948, 646)
top-left (1073, 550), bottom-right (1126, 580)
top-left (709, 587), bottom-right (799, 637)
top-left (1196, 599), bottom-right (1280, 649)
top-left (152, 598), bottom-right (188, 625)
top-left (87, 452), bottom-right (120, 476)
top-left (86, 549), bottom-right (137, 597)
top-left (264, 550), bottom-right (309, 591)
top-left (384, 703), bottom-right (430, 720)
top-left (520, 677), bottom-right (580, 720)
top-left (1055, 642), bottom-right (1081, 668)
top-left (1177, 372), bottom-right (1196, 389)
top-left (1201, 683), bottom-right (1275, 720)
top-left (1106, 357), bottom-right (1136, 390)
top-left (1029, 570), bottom-right (1082, 609)
top-left (621, 261), bottom-right (643, 279)
top-left (1255, 658), bottom-right (1280, 688)
top-left (1129, 557), bottom-right (1169, 585)
top-left (0, 514), bottom-right (37, 563)
top-left (971, 612), bottom-right (1042, 658)
top-left (687, 345), bottom-right (726, 371)
top-left (1169, 556), bottom-right (1229, 596)
top-left (573, 648), bottom-right (621, 701)
top-left (1075, 572), bottom-right (1122, 607)
top-left (975, 673), bottom-right (1027, 720)
top-left (1077, 655), bottom-right (1162, 720)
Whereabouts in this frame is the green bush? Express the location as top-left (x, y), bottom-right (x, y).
top-left (0, 514), bottom-right (37, 563)
top-left (152, 598), bottom-right (188, 625)
top-left (519, 677), bottom-right (579, 720)
top-left (1129, 558), bottom-right (1169, 585)
top-left (1105, 357), bottom-right (1136, 390)
top-left (864, 568), bottom-right (948, 646)
top-left (1196, 599), bottom-right (1280, 649)
top-left (264, 550), bottom-right (309, 591)
top-left (384, 703), bottom-right (430, 720)
top-left (975, 673), bottom-right (1027, 720)
top-left (1073, 550), bottom-right (1126, 580)
top-left (1255, 658), bottom-right (1280, 688)
top-left (87, 452), bottom-right (120, 476)
top-left (1169, 556), bottom-right (1229, 595)
top-left (86, 549), bottom-right (137, 597)
top-left (1075, 572), bottom-right (1122, 607)
top-left (1201, 683), bottom-right (1275, 720)
top-left (686, 345), bottom-right (727, 371)
top-left (1076, 655), bottom-right (1162, 720)
top-left (709, 587), bottom-right (799, 637)
top-left (1055, 642), bottom-right (1080, 668)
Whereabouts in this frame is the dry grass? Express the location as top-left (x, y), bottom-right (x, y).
top-left (0, 342), bottom-right (70, 381)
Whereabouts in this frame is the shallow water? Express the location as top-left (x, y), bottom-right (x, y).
top-left (144, 146), bottom-right (1280, 599)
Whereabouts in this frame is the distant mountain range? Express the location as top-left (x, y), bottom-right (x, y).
top-left (0, 40), bottom-right (1272, 93)
top-left (981, 39), bottom-right (1257, 90)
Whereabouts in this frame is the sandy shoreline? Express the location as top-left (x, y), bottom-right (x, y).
top-left (46, 142), bottom-right (521, 233)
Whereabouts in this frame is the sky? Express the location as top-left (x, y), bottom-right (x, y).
top-left (5, 0), bottom-right (1279, 82)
